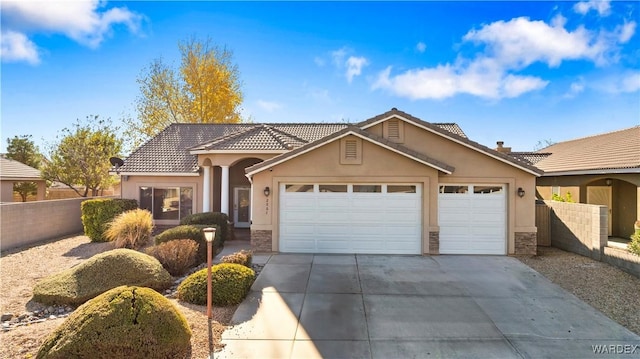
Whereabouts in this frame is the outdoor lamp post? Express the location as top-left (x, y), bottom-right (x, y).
top-left (203, 227), bottom-right (217, 319)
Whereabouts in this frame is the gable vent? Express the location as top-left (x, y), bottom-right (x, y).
top-left (388, 120), bottom-right (400, 139)
top-left (345, 140), bottom-right (358, 159)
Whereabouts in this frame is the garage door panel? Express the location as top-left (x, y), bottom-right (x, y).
top-left (439, 184), bottom-right (506, 255)
top-left (280, 183), bottom-right (421, 254)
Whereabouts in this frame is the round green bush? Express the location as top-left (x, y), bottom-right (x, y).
top-left (33, 249), bottom-right (172, 306)
top-left (36, 286), bottom-right (191, 359)
top-left (177, 263), bottom-right (255, 306)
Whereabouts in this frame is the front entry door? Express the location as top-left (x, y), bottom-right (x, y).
top-left (587, 186), bottom-right (612, 236)
top-left (233, 187), bottom-right (251, 228)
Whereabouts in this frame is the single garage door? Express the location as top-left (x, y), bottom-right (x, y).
top-left (438, 184), bottom-right (506, 255)
top-left (280, 183), bottom-right (421, 254)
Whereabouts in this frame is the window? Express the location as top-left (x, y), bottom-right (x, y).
top-left (439, 185), bottom-right (468, 194)
top-left (473, 186), bottom-right (503, 194)
top-left (353, 185), bottom-right (382, 193)
top-left (285, 184), bottom-right (314, 193)
top-left (552, 186), bottom-right (560, 196)
top-left (319, 185), bottom-right (347, 193)
top-left (388, 185), bottom-right (417, 193)
top-left (139, 186), bottom-right (193, 220)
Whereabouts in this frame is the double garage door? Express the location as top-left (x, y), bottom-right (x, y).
top-left (279, 183), bottom-right (422, 254)
top-left (279, 183), bottom-right (507, 255)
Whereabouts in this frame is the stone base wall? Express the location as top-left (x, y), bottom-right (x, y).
top-left (428, 231), bottom-right (439, 255)
top-left (515, 232), bottom-right (537, 255)
top-left (251, 230), bottom-right (273, 252)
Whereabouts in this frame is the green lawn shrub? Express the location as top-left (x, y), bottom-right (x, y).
top-left (176, 263), bottom-right (255, 306)
top-left (155, 225), bottom-right (222, 264)
top-left (81, 198), bottom-right (138, 242)
top-left (220, 250), bottom-right (253, 268)
top-left (629, 222), bottom-right (640, 256)
top-left (105, 209), bottom-right (153, 249)
top-left (180, 212), bottom-right (230, 242)
top-left (36, 286), bottom-right (191, 359)
top-left (33, 249), bottom-right (172, 306)
top-left (145, 239), bottom-right (199, 276)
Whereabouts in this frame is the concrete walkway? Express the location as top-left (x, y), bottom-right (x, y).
top-left (218, 254), bottom-right (640, 359)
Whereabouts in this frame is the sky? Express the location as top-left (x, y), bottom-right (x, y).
top-left (1, 0), bottom-right (639, 155)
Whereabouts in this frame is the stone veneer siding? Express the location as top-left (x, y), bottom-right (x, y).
top-left (429, 231), bottom-right (439, 255)
top-left (515, 232), bottom-right (537, 255)
top-left (251, 230), bottom-right (273, 252)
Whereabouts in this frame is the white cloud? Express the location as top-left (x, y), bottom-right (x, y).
top-left (592, 71), bottom-right (640, 94)
top-left (345, 56), bottom-right (368, 83)
top-left (331, 47), bottom-right (348, 67)
top-left (573, 0), bottom-right (611, 16)
top-left (416, 42), bottom-right (427, 53)
top-left (1, 0), bottom-right (144, 64)
top-left (564, 80), bottom-right (586, 98)
top-left (463, 16), bottom-right (611, 68)
top-left (1, 30), bottom-right (39, 64)
top-left (314, 57), bottom-right (325, 67)
top-left (617, 21), bottom-right (636, 43)
top-left (256, 100), bottom-right (282, 112)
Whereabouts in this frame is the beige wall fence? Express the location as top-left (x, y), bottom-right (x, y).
top-left (0, 196), bottom-right (116, 252)
top-left (538, 200), bottom-right (640, 278)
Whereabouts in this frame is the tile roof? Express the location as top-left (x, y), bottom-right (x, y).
top-left (118, 110), bottom-right (520, 174)
top-left (246, 126), bottom-right (455, 175)
top-left (0, 157), bottom-right (42, 180)
top-left (534, 126), bottom-right (640, 174)
top-left (508, 152), bottom-right (552, 166)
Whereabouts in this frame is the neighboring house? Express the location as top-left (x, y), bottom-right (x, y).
top-left (116, 108), bottom-right (542, 255)
top-left (511, 126), bottom-right (640, 239)
top-left (0, 157), bottom-right (46, 203)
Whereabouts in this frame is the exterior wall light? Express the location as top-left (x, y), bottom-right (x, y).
top-left (605, 179), bottom-right (612, 186)
top-left (203, 227), bottom-right (217, 319)
top-left (517, 187), bottom-right (525, 198)
top-left (264, 186), bottom-right (271, 197)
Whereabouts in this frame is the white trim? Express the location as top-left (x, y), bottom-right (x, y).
top-left (361, 114), bottom-right (541, 177)
top-left (246, 130), bottom-right (453, 176)
top-left (189, 149), bottom-right (288, 155)
top-left (113, 172), bottom-right (200, 177)
top-left (203, 166), bottom-right (211, 212)
top-left (221, 165), bottom-right (230, 214)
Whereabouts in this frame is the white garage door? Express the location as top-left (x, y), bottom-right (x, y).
top-left (438, 184), bottom-right (506, 255)
top-left (280, 184), bottom-right (421, 254)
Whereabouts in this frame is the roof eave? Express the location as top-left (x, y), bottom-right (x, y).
top-left (111, 171), bottom-right (200, 177)
top-left (541, 167), bottom-right (640, 176)
top-left (189, 150), bottom-right (288, 155)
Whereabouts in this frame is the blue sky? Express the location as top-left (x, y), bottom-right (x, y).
top-left (2, 1), bottom-right (639, 155)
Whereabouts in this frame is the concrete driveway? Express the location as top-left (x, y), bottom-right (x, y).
top-left (219, 254), bottom-right (640, 359)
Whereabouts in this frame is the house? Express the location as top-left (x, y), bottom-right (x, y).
top-left (0, 157), bottom-right (46, 203)
top-left (519, 126), bottom-right (639, 239)
top-left (116, 108), bottom-right (542, 255)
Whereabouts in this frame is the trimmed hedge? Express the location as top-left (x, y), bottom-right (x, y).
top-left (33, 249), bottom-right (172, 306)
top-left (180, 212), bottom-right (230, 242)
top-left (176, 263), bottom-right (255, 306)
top-left (155, 225), bottom-right (222, 264)
top-left (81, 198), bottom-right (138, 242)
top-left (36, 286), bottom-right (192, 359)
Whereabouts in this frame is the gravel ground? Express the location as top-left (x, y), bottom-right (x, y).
top-left (0, 235), bottom-right (236, 359)
top-left (517, 246), bottom-right (640, 336)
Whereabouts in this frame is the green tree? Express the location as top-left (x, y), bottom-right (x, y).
top-left (42, 116), bottom-right (122, 197)
top-left (126, 36), bottom-right (243, 148)
top-left (5, 135), bottom-right (43, 201)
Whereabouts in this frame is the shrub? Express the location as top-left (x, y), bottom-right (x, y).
top-left (629, 223), bottom-right (640, 256)
top-left (180, 212), bottom-right (230, 242)
top-left (81, 198), bottom-right (138, 242)
top-left (176, 263), bottom-right (255, 306)
top-left (145, 239), bottom-right (199, 276)
top-left (104, 209), bottom-right (153, 249)
top-left (33, 249), bottom-right (172, 306)
top-left (155, 225), bottom-right (222, 264)
top-left (221, 250), bottom-right (253, 268)
top-left (36, 286), bottom-right (191, 359)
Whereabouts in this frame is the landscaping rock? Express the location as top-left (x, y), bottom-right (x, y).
top-left (32, 248), bottom-right (172, 306)
top-left (1, 313), bottom-right (13, 322)
top-left (36, 286), bottom-right (192, 359)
